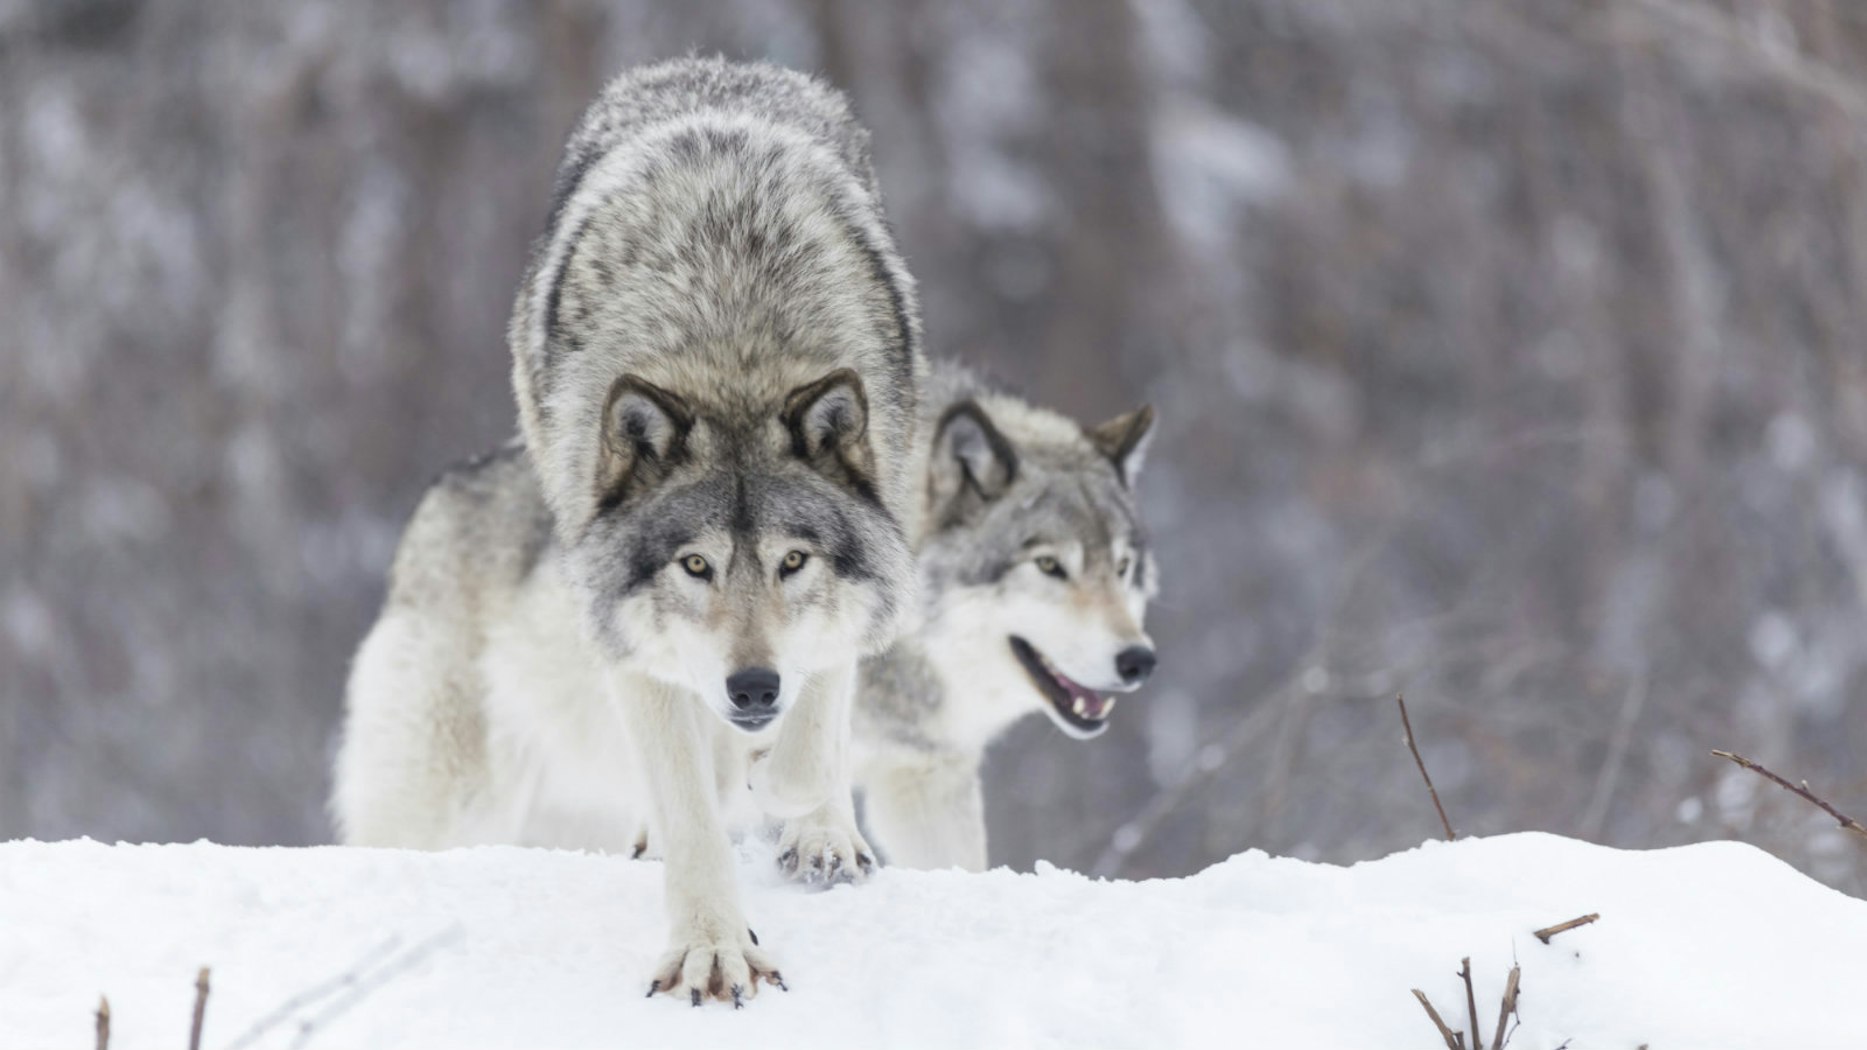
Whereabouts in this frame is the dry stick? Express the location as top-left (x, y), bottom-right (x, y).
top-left (1460, 958), bottom-right (1481, 1050)
top-left (1533, 912), bottom-right (1600, 944)
top-left (1411, 989), bottom-right (1465, 1050)
top-left (1710, 750), bottom-right (1867, 842)
top-left (190, 967), bottom-right (211, 1050)
top-left (1397, 694), bottom-right (1456, 841)
top-left (1491, 964), bottom-right (1521, 1050)
top-left (95, 996), bottom-right (109, 1050)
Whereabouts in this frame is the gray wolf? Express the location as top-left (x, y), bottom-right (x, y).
top-left (331, 57), bottom-right (923, 1007)
top-left (854, 362), bottom-right (1158, 871)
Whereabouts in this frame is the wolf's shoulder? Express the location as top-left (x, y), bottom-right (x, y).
top-left (385, 442), bottom-right (555, 607)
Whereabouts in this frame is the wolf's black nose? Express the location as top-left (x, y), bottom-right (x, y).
top-left (1115, 646), bottom-right (1156, 684)
top-left (727, 668), bottom-right (781, 711)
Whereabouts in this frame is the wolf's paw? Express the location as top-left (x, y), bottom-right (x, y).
top-left (777, 810), bottom-right (876, 886)
top-left (746, 750), bottom-right (827, 819)
top-left (646, 928), bottom-right (784, 1008)
top-left (628, 824), bottom-right (660, 861)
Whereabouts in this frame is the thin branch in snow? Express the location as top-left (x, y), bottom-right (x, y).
top-left (1490, 964), bottom-right (1520, 1050)
top-left (1415, 955), bottom-right (1524, 1050)
top-left (1460, 958), bottom-right (1481, 1050)
top-left (1532, 912), bottom-right (1600, 944)
top-left (1710, 750), bottom-right (1867, 843)
top-left (1410, 988), bottom-right (1464, 1050)
top-left (1397, 694), bottom-right (1456, 841)
top-left (95, 996), bottom-right (109, 1050)
top-left (191, 967), bottom-right (211, 1050)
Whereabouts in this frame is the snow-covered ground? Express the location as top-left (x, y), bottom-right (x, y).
top-left (2, 832), bottom-right (1862, 1049)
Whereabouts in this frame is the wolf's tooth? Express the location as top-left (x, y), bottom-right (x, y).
top-left (1072, 697), bottom-right (1087, 717)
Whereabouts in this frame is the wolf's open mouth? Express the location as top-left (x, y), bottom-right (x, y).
top-left (1009, 636), bottom-right (1114, 738)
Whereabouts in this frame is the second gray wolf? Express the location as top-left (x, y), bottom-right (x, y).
top-left (855, 363), bottom-right (1159, 870)
top-left (331, 57), bottom-right (924, 1007)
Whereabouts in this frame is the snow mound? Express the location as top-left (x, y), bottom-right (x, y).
top-left (2, 832), bottom-right (1862, 1049)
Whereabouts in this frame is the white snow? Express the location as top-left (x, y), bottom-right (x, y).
top-left (3, 832), bottom-right (1863, 1049)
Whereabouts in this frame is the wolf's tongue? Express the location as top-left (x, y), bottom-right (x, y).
top-left (1053, 667), bottom-right (1113, 720)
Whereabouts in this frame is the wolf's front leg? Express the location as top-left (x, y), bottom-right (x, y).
top-left (860, 756), bottom-right (987, 872)
top-left (750, 662), bottom-right (874, 883)
top-left (613, 670), bottom-right (781, 1006)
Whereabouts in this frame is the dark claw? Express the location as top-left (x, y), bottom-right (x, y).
top-left (778, 848), bottom-right (798, 873)
top-left (731, 984), bottom-right (745, 1009)
top-left (631, 841), bottom-right (647, 860)
top-left (772, 972), bottom-right (788, 992)
top-left (747, 927), bottom-right (759, 946)
top-left (690, 988), bottom-right (702, 1008)
top-left (857, 852), bottom-right (875, 873)
top-left (646, 980), bottom-right (659, 998)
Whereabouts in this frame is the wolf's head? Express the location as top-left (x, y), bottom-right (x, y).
top-left (563, 370), bottom-right (912, 732)
top-left (917, 393), bottom-right (1159, 740)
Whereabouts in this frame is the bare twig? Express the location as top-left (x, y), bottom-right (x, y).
top-left (1398, 694), bottom-right (1456, 840)
top-left (1711, 750), bottom-right (1867, 842)
top-left (95, 996), bottom-right (109, 1050)
top-left (1533, 912), bottom-right (1600, 944)
top-left (1579, 672), bottom-right (1647, 839)
top-left (1490, 964), bottom-right (1521, 1050)
top-left (191, 967), bottom-right (211, 1050)
top-left (1411, 989), bottom-right (1464, 1050)
top-left (1460, 958), bottom-right (1481, 1050)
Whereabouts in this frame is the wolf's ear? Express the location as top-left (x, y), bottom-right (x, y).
top-left (598, 375), bottom-right (694, 502)
top-left (783, 368), bottom-right (878, 496)
top-left (1087, 404), bottom-right (1154, 486)
top-left (932, 401), bottom-right (1017, 504)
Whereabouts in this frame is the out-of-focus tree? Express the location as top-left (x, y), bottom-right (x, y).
top-left (2, 0), bottom-right (1864, 894)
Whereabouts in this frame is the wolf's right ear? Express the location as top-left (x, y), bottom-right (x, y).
top-left (1087, 404), bottom-right (1154, 486)
top-left (598, 375), bottom-right (693, 503)
top-left (931, 401), bottom-right (1017, 505)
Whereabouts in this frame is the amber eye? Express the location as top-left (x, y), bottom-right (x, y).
top-left (682, 554), bottom-right (711, 578)
top-left (1036, 555), bottom-right (1068, 580)
top-left (1117, 556), bottom-right (1133, 578)
top-left (780, 550), bottom-right (808, 577)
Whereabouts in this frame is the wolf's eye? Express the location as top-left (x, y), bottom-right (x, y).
top-left (681, 554), bottom-right (711, 579)
top-left (779, 550), bottom-right (808, 578)
top-left (1035, 555), bottom-right (1068, 580)
top-left (1117, 556), bottom-right (1132, 578)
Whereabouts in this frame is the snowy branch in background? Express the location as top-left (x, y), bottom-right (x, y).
top-left (1398, 695), bottom-right (1457, 841)
top-left (1710, 751), bottom-right (1867, 843)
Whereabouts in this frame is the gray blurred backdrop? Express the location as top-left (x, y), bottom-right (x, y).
top-left (4, 0), bottom-right (1866, 893)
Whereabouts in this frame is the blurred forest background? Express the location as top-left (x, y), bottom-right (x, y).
top-left (4, 0), bottom-right (1867, 895)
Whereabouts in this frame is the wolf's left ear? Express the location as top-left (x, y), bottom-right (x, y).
top-left (783, 368), bottom-right (877, 496)
top-left (1087, 404), bottom-right (1155, 486)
